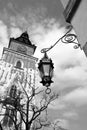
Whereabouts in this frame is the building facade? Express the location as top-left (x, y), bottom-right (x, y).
top-left (0, 31), bottom-right (38, 129)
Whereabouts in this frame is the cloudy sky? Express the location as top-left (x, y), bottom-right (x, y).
top-left (0, 0), bottom-right (87, 130)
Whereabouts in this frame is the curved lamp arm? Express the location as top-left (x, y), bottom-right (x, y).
top-left (41, 25), bottom-right (80, 54)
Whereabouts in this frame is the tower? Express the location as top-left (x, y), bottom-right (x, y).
top-left (0, 31), bottom-right (38, 128)
top-left (2, 31), bottom-right (37, 69)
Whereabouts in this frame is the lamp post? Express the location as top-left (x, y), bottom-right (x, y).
top-left (38, 24), bottom-right (80, 94)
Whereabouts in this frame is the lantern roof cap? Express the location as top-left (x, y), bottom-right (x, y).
top-left (41, 52), bottom-right (53, 63)
top-left (38, 52), bottom-right (54, 68)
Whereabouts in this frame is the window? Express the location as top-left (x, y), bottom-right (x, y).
top-left (16, 60), bottom-right (22, 69)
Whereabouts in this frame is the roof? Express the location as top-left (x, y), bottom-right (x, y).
top-left (9, 31), bottom-right (36, 52)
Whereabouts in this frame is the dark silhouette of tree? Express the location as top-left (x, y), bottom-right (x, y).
top-left (0, 73), bottom-right (59, 130)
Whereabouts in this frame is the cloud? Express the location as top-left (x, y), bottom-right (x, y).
top-left (49, 82), bottom-right (87, 110)
top-left (0, 21), bottom-right (8, 44)
top-left (52, 118), bottom-right (69, 129)
top-left (48, 98), bottom-right (66, 110)
top-left (0, 21), bottom-right (9, 58)
top-left (0, 0), bottom-right (64, 30)
top-left (10, 27), bottom-right (22, 38)
top-left (33, 22), bottom-right (69, 57)
top-left (0, 0), bottom-right (68, 46)
top-left (63, 111), bottom-right (78, 120)
top-left (63, 87), bottom-right (87, 107)
top-left (50, 44), bottom-right (87, 91)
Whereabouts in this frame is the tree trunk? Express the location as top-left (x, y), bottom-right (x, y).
top-left (0, 123), bottom-right (3, 130)
top-left (26, 123), bottom-right (31, 130)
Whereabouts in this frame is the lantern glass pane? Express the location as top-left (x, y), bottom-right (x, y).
top-left (39, 70), bottom-right (44, 78)
top-left (39, 66), bottom-right (44, 78)
top-left (43, 64), bottom-right (50, 76)
top-left (50, 68), bottom-right (53, 78)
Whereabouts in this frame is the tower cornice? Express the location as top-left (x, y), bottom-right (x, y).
top-left (3, 47), bottom-right (38, 62)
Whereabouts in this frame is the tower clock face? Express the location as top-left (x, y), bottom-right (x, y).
top-left (17, 45), bottom-right (27, 54)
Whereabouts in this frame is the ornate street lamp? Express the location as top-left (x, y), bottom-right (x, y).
top-left (38, 24), bottom-right (80, 94)
top-left (38, 52), bottom-right (54, 94)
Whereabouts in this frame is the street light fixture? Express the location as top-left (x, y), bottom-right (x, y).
top-left (38, 24), bottom-right (80, 94)
top-left (38, 52), bottom-right (54, 94)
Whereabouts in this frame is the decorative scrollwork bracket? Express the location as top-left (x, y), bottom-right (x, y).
top-left (41, 24), bottom-right (80, 54)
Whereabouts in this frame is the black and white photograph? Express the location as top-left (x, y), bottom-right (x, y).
top-left (0, 0), bottom-right (86, 130)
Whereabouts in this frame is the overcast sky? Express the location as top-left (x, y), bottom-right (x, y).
top-left (0, 0), bottom-right (87, 130)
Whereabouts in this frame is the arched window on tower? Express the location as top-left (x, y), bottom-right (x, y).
top-left (16, 60), bottom-right (22, 69)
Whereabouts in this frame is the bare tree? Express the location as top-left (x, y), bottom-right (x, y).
top-left (51, 119), bottom-right (68, 130)
top-left (31, 117), bottom-right (51, 130)
top-left (0, 72), bottom-right (59, 130)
